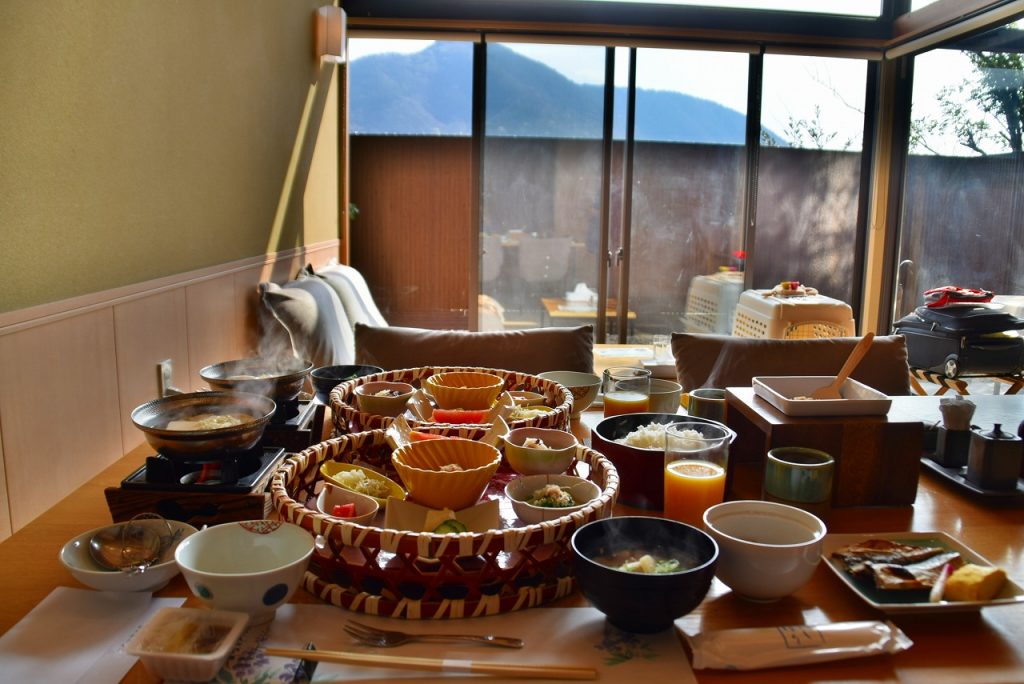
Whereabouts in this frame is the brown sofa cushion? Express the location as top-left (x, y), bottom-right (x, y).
top-left (355, 324), bottom-right (594, 375)
top-left (671, 333), bottom-right (911, 396)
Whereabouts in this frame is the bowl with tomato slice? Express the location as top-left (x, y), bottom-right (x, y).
top-left (315, 483), bottom-right (380, 525)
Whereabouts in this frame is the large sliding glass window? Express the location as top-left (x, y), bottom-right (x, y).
top-left (480, 42), bottom-right (608, 332)
top-left (347, 37), bottom-right (475, 329)
top-left (754, 54), bottom-right (868, 309)
top-left (627, 48), bottom-right (749, 339)
top-left (894, 22), bottom-right (1024, 385)
top-left (349, 32), bottom-right (876, 339)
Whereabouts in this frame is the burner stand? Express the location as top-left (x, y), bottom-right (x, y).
top-left (104, 446), bottom-right (286, 526)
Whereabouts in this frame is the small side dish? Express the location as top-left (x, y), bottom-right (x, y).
top-left (125, 607), bottom-right (249, 682)
top-left (528, 483), bottom-right (575, 507)
top-left (330, 468), bottom-right (392, 499)
top-left (315, 484), bottom-right (380, 525)
top-left (320, 462), bottom-right (406, 508)
top-left (502, 426), bottom-right (578, 475)
top-left (505, 474), bottom-right (600, 524)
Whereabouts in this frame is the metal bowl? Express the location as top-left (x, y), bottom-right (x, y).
top-left (199, 357), bottom-right (313, 401)
top-left (131, 391), bottom-right (276, 458)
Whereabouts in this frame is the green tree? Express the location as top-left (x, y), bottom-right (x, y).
top-left (911, 51), bottom-right (1024, 156)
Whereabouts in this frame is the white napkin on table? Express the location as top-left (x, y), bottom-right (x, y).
top-left (0, 586), bottom-right (184, 683)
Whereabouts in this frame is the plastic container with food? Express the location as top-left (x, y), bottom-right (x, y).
top-left (124, 606), bottom-right (248, 682)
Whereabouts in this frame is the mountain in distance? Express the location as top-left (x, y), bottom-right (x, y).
top-left (350, 42), bottom-right (765, 144)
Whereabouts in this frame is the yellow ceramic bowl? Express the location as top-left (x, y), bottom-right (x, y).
top-left (391, 438), bottom-right (501, 511)
top-left (319, 461), bottom-right (406, 509)
top-left (423, 371), bottom-right (504, 410)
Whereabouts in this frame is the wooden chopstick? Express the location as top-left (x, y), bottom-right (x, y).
top-left (264, 647), bottom-right (598, 680)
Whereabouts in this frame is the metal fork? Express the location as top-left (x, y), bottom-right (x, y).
top-left (344, 619), bottom-right (523, 649)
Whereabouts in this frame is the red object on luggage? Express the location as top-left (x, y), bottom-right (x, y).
top-left (923, 286), bottom-right (994, 308)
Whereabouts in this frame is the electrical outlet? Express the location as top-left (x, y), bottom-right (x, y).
top-left (157, 359), bottom-right (173, 397)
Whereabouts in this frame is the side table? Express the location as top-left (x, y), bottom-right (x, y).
top-left (724, 387), bottom-right (922, 507)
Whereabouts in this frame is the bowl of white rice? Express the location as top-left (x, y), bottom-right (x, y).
top-left (591, 413), bottom-right (731, 510)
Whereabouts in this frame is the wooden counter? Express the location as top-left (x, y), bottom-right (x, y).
top-left (3, 406), bottom-right (1024, 682)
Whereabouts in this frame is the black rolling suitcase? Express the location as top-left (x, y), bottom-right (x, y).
top-left (892, 304), bottom-right (1024, 378)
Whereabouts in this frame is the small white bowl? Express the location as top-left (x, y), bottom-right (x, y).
top-left (537, 371), bottom-right (601, 417)
top-left (505, 474), bottom-right (601, 524)
top-left (125, 606), bottom-right (248, 682)
top-left (60, 519), bottom-right (198, 592)
top-left (175, 520), bottom-right (314, 625)
top-left (649, 378), bottom-right (683, 414)
top-left (315, 484), bottom-right (380, 525)
top-left (502, 427), bottom-right (578, 475)
top-left (702, 500), bottom-right (826, 602)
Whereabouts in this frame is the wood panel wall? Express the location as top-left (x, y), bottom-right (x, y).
top-left (349, 136), bottom-right (473, 330)
top-left (0, 241), bottom-right (339, 540)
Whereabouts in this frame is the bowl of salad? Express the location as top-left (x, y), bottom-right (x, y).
top-left (504, 474), bottom-right (601, 524)
top-left (319, 462), bottom-right (406, 509)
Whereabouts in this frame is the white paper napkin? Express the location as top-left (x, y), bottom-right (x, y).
top-left (0, 586), bottom-right (184, 683)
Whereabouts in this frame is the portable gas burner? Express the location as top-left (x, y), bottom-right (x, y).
top-left (111, 366), bottom-right (326, 526)
top-left (104, 445), bottom-right (287, 526)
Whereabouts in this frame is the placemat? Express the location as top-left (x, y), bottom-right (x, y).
top-left (220, 605), bottom-right (697, 683)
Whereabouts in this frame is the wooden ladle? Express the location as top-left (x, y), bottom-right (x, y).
top-left (809, 331), bottom-right (875, 400)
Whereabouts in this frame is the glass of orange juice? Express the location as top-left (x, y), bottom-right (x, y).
top-left (602, 366), bottom-right (651, 418)
top-left (663, 421), bottom-right (734, 527)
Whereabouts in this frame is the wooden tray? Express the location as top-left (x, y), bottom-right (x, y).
top-left (329, 366), bottom-right (573, 435)
top-left (270, 429), bottom-right (619, 619)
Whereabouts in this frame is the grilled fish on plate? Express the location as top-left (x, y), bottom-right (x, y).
top-left (831, 538), bottom-right (961, 590)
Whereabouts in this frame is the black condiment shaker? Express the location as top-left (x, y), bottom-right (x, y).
top-left (966, 423), bottom-right (1023, 491)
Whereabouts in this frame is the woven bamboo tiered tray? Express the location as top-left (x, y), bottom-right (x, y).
top-left (270, 429), bottom-right (619, 619)
top-left (329, 366), bottom-right (574, 434)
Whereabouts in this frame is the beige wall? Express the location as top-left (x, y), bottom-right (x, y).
top-left (0, 0), bottom-right (339, 313)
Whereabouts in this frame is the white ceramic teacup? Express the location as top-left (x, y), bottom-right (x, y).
top-left (702, 500), bottom-right (826, 602)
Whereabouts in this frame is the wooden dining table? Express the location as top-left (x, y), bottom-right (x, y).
top-left (2, 357), bottom-right (1023, 682)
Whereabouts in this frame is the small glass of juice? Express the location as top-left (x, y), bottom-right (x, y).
top-left (602, 366), bottom-right (651, 418)
top-left (663, 421), bottom-right (735, 527)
